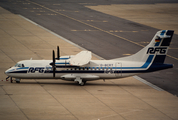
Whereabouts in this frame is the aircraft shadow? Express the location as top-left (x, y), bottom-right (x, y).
top-left (14, 80), bottom-right (143, 87)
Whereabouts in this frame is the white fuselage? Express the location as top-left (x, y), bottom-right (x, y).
top-left (5, 59), bottom-right (142, 81)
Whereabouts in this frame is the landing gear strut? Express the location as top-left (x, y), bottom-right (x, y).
top-left (10, 77), bottom-right (13, 83)
top-left (74, 76), bottom-right (86, 86)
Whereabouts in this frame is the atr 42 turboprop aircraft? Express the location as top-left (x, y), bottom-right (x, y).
top-left (5, 30), bottom-right (174, 85)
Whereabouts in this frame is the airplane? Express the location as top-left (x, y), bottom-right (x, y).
top-left (5, 30), bottom-right (174, 86)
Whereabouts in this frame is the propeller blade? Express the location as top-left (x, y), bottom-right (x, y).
top-left (53, 66), bottom-right (56, 78)
top-left (53, 50), bottom-right (56, 78)
top-left (53, 50), bottom-right (55, 65)
top-left (57, 46), bottom-right (60, 60)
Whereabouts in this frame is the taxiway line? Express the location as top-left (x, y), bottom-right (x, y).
top-left (19, 14), bottom-right (105, 60)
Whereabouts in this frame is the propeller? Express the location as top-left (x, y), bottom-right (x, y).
top-left (50, 46), bottom-right (60, 78)
top-left (50, 50), bottom-right (56, 78)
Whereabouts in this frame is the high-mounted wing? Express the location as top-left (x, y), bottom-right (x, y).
top-left (70, 51), bottom-right (91, 66)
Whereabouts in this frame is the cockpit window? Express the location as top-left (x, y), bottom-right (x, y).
top-left (14, 63), bottom-right (18, 67)
top-left (14, 63), bottom-right (25, 68)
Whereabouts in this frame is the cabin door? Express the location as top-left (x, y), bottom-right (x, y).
top-left (115, 62), bottom-right (122, 77)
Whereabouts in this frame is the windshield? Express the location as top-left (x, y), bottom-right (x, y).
top-left (14, 63), bottom-right (25, 67)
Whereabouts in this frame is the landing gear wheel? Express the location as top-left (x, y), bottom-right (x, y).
top-left (16, 81), bottom-right (20, 83)
top-left (80, 81), bottom-right (86, 86)
top-left (15, 79), bottom-right (21, 83)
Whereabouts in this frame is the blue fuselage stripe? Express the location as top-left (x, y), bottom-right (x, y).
top-left (120, 55), bottom-right (154, 69)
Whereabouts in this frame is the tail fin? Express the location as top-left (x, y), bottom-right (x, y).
top-left (116, 30), bottom-right (174, 71)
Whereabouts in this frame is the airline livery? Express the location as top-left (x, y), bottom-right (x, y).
top-left (5, 30), bottom-right (174, 85)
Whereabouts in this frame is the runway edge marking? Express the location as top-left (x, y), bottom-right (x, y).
top-left (19, 15), bottom-right (164, 91)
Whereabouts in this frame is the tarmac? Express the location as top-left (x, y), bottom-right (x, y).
top-left (87, 3), bottom-right (178, 34)
top-left (0, 6), bottom-right (178, 120)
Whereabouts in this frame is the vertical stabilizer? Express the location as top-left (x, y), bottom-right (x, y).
top-left (115, 30), bottom-right (174, 70)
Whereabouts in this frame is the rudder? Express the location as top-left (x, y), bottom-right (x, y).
top-left (148, 30), bottom-right (174, 64)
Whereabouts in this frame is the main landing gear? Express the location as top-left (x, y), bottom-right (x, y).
top-left (80, 81), bottom-right (86, 86)
top-left (74, 76), bottom-right (86, 86)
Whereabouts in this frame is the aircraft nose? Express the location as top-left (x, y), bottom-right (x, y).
top-left (5, 69), bottom-right (10, 75)
top-left (5, 68), bottom-right (13, 75)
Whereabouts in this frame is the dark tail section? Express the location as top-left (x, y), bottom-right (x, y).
top-left (148, 30), bottom-right (174, 72)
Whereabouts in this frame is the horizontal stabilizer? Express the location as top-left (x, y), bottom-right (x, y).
top-left (157, 34), bottom-right (171, 39)
top-left (70, 51), bottom-right (91, 66)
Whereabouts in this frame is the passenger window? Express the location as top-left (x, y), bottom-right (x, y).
top-left (22, 64), bottom-right (25, 67)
